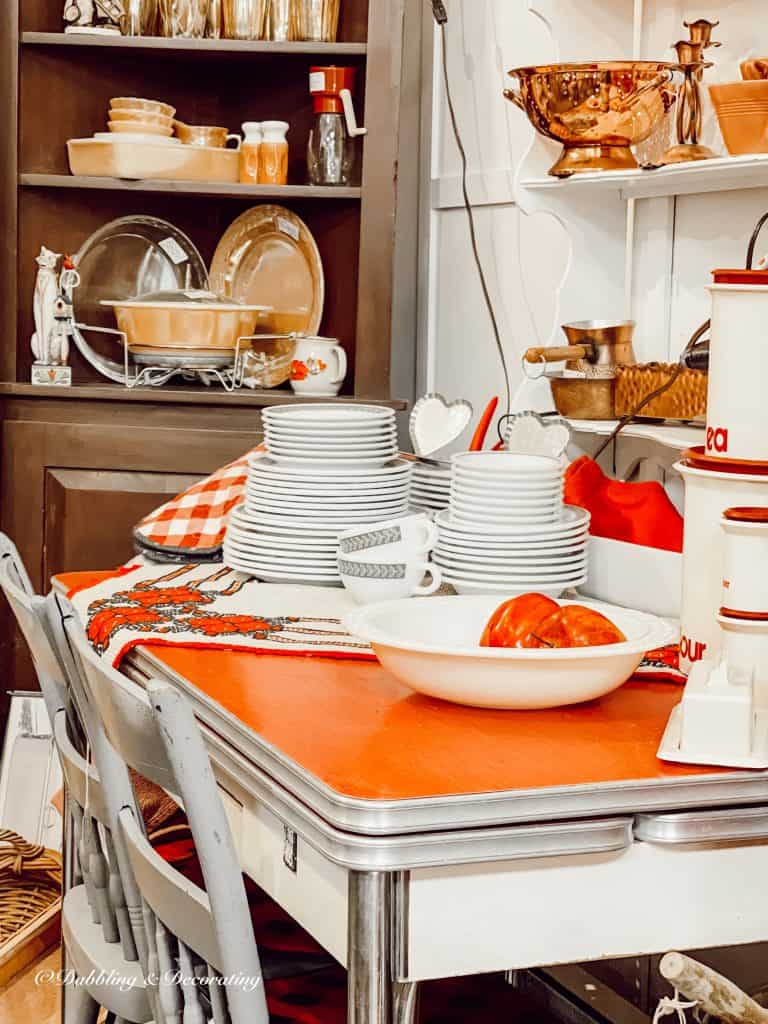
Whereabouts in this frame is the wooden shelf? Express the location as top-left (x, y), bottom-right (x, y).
top-left (0, 382), bottom-right (407, 409)
top-left (20, 174), bottom-right (362, 200)
top-left (21, 31), bottom-right (367, 56)
top-left (521, 153), bottom-right (768, 201)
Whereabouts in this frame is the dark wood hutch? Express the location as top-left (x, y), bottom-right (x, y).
top-left (0, 0), bottom-right (420, 715)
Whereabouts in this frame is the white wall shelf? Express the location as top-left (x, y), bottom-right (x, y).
top-left (521, 154), bottom-right (768, 202)
top-left (567, 419), bottom-right (703, 452)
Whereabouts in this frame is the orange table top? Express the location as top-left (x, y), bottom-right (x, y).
top-left (57, 569), bottom-right (750, 811)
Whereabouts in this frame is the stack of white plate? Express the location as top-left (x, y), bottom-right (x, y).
top-left (262, 404), bottom-right (399, 467)
top-left (433, 451), bottom-right (589, 596)
top-left (410, 462), bottom-right (451, 513)
top-left (223, 404), bottom-right (411, 585)
top-left (451, 451), bottom-right (564, 526)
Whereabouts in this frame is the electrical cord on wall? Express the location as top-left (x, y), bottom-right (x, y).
top-left (430, 0), bottom-right (512, 418)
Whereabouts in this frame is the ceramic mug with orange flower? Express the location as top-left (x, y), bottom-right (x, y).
top-left (289, 336), bottom-right (347, 396)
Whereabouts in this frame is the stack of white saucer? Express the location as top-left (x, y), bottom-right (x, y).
top-left (409, 462), bottom-right (451, 514)
top-left (433, 452), bottom-right (590, 596)
top-left (223, 404), bottom-right (412, 585)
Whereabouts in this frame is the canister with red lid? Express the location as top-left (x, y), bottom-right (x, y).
top-left (721, 506), bottom-right (768, 619)
top-left (677, 449), bottom-right (768, 675)
top-left (706, 267), bottom-right (768, 463)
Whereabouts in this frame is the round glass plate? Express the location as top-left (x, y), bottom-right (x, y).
top-left (71, 216), bottom-right (208, 383)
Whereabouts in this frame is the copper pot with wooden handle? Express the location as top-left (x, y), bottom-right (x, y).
top-left (525, 320), bottom-right (637, 376)
top-left (525, 321), bottom-right (637, 420)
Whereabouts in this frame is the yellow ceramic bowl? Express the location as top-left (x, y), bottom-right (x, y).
top-left (103, 291), bottom-right (270, 351)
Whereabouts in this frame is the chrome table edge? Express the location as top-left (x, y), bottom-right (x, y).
top-left (131, 649), bottom-right (768, 837)
top-left (635, 805), bottom-right (768, 845)
top-left (199, 715), bottom-right (633, 870)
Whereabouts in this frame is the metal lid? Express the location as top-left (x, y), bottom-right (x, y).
top-left (135, 289), bottom-right (238, 304)
top-left (101, 290), bottom-right (269, 312)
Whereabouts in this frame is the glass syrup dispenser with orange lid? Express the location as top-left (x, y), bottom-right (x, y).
top-left (307, 66), bottom-right (367, 186)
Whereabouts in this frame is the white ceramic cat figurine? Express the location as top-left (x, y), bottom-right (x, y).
top-left (31, 247), bottom-right (62, 365)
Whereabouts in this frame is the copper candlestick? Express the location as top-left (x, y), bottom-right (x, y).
top-left (661, 20), bottom-right (720, 164)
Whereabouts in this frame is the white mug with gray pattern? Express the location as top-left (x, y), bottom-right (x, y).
top-left (339, 543), bottom-right (442, 605)
top-left (338, 514), bottom-right (438, 557)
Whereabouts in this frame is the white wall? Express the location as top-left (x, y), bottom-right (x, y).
top-left (419, 0), bottom-right (768, 437)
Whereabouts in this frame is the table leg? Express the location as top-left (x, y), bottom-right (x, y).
top-left (347, 871), bottom-right (392, 1024)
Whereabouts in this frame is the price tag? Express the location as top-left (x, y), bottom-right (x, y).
top-left (159, 237), bottom-right (189, 265)
top-left (309, 71), bottom-right (325, 93)
top-left (277, 217), bottom-right (300, 241)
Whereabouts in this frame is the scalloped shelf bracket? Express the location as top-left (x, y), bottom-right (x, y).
top-left (508, 0), bottom-right (634, 414)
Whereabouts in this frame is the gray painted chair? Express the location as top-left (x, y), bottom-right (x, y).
top-left (55, 706), bottom-right (151, 1024)
top-left (0, 534), bottom-right (69, 726)
top-left (0, 536), bottom-right (154, 1024)
top-left (67, 613), bottom-right (271, 1024)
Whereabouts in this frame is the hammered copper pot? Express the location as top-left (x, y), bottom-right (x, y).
top-left (504, 61), bottom-right (675, 176)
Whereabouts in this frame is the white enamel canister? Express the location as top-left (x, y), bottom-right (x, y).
top-left (677, 458), bottom-right (768, 674)
top-left (718, 613), bottom-right (768, 711)
top-left (721, 508), bottom-right (768, 617)
top-left (707, 283), bottom-right (768, 462)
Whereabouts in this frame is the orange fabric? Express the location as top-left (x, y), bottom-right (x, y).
top-left (56, 571), bottom-right (733, 803)
top-left (565, 455), bottom-right (684, 552)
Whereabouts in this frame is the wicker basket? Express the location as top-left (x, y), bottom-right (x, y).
top-left (0, 830), bottom-right (62, 986)
top-left (615, 363), bottom-right (707, 421)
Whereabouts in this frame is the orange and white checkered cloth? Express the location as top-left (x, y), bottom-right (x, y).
top-left (134, 449), bottom-right (257, 555)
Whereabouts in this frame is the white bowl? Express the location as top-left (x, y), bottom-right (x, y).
top-left (345, 595), bottom-right (674, 709)
top-left (451, 578), bottom-right (587, 597)
top-left (435, 549), bottom-right (587, 568)
top-left (437, 534), bottom-right (587, 552)
top-left (452, 451), bottom-right (560, 474)
top-left (438, 568), bottom-right (588, 587)
top-left (450, 496), bottom-right (562, 511)
top-left (451, 481), bottom-right (563, 498)
top-left (449, 510), bottom-right (561, 527)
top-left (437, 506), bottom-right (588, 537)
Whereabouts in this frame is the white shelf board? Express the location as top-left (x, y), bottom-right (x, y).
top-left (521, 153), bottom-right (768, 201)
top-left (567, 419), bottom-right (704, 451)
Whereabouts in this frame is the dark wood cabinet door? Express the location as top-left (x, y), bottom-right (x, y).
top-left (0, 401), bottom-right (258, 720)
top-left (43, 468), bottom-right (201, 581)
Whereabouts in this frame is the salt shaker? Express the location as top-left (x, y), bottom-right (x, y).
top-left (258, 120), bottom-right (289, 185)
top-left (240, 122), bottom-right (263, 183)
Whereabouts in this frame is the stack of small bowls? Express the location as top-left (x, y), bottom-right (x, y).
top-left (107, 97), bottom-right (176, 142)
top-left (223, 404), bottom-right (412, 585)
top-left (409, 462), bottom-right (451, 514)
top-left (433, 452), bottom-right (590, 596)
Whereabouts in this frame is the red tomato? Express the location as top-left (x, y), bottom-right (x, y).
top-left (479, 593), bottom-right (560, 648)
top-left (520, 605), bottom-right (626, 649)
